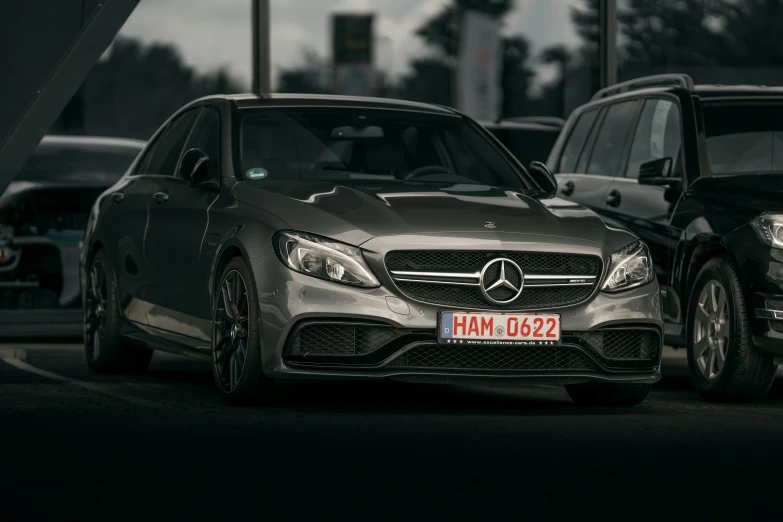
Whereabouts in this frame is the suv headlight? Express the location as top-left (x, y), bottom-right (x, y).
top-left (601, 240), bottom-right (654, 293)
top-left (273, 231), bottom-right (380, 288)
top-left (751, 212), bottom-right (783, 249)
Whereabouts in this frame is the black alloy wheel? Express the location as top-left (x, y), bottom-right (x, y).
top-left (213, 269), bottom-right (250, 393)
top-left (211, 257), bottom-right (274, 405)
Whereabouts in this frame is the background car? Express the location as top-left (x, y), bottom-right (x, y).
top-left (0, 135), bottom-right (144, 337)
top-left (547, 73), bottom-right (783, 401)
top-left (81, 94), bottom-right (663, 407)
top-left (479, 117), bottom-right (564, 168)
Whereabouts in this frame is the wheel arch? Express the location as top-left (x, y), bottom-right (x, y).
top-left (210, 240), bottom-right (253, 310)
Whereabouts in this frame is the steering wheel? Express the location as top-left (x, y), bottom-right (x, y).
top-left (404, 165), bottom-right (453, 180)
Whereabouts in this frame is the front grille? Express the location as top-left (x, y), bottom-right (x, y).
top-left (580, 330), bottom-right (660, 361)
top-left (386, 251), bottom-right (600, 275)
top-left (386, 344), bottom-right (594, 371)
top-left (386, 250), bottom-right (601, 310)
top-left (395, 282), bottom-right (594, 311)
top-left (288, 323), bottom-right (401, 356)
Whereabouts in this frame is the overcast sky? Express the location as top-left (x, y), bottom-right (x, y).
top-left (117, 0), bottom-right (581, 89)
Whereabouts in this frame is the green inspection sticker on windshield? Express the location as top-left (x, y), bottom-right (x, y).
top-left (246, 167), bottom-right (268, 179)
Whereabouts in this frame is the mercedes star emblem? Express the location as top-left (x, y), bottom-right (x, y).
top-left (479, 258), bottom-right (524, 305)
top-left (484, 221), bottom-right (496, 229)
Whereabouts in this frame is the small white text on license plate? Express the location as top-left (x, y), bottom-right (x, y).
top-left (440, 312), bottom-right (561, 343)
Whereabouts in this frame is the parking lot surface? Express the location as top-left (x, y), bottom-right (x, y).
top-left (1, 342), bottom-right (783, 521)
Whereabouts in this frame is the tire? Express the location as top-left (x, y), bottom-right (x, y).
top-left (686, 255), bottom-right (776, 402)
top-left (17, 288), bottom-right (60, 309)
top-left (565, 382), bottom-right (652, 407)
top-left (211, 257), bottom-right (275, 406)
top-left (84, 249), bottom-right (152, 374)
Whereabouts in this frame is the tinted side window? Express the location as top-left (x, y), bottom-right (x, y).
top-left (625, 99), bottom-right (682, 179)
top-left (558, 109), bottom-right (598, 172)
top-left (139, 109), bottom-right (199, 176)
top-left (586, 100), bottom-right (639, 177)
top-left (181, 107), bottom-right (221, 180)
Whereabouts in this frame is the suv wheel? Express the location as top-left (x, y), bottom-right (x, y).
top-left (84, 249), bottom-right (152, 374)
top-left (687, 255), bottom-right (777, 401)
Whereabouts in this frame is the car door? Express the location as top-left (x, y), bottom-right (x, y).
top-left (144, 106), bottom-right (221, 340)
top-left (98, 115), bottom-right (195, 324)
top-left (601, 98), bottom-right (684, 310)
top-left (553, 105), bottom-right (609, 210)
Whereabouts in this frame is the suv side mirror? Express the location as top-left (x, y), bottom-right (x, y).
top-left (527, 161), bottom-right (557, 197)
top-left (180, 148), bottom-right (219, 191)
top-left (638, 157), bottom-right (681, 188)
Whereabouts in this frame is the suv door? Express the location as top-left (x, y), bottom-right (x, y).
top-left (554, 100), bottom-right (640, 212)
top-left (602, 98), bottom-right (684, 319)
top-left (552, 106), bottom-right (600, 205)
top-left (144, 106), bottom-right (221, 341)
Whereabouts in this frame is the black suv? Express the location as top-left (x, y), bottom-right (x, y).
top-left (547, 74), bottom-right (783, 401)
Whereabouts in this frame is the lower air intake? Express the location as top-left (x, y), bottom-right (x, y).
top-left (386, 344), bottom-right (594, 371)
top-left (288, 323), bottom-right (401, 356)
top-left (580, 330), bottom-right (659, 361)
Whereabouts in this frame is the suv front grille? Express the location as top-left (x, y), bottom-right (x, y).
top-left (386, 343), bottom-right (594, 371)
top-left (386, 250), bottom-right (602, 310)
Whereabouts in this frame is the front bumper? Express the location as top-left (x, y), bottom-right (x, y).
top-left (251, 253), bottom-right (663, 385)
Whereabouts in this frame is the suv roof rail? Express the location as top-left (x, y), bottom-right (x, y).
top-left (591, 74), bottom-right (695, 101)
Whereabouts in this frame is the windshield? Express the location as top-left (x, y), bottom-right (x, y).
top-left (702, 102), bottom-right (783, 176)
top-left (239, 108), bottom-right (529, 190)
top-left (15, 144), bottom-right (141, 183)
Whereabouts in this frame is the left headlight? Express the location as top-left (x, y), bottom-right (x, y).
top-left (601, 240), bottom-right (655, 293)
top-left (751, 212), bottom-right (783, 249)
top-left (273, 230), bottom-right (380, 288)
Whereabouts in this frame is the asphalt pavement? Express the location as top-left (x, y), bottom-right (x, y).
top-left (1, 341), bottom-right (783, 521)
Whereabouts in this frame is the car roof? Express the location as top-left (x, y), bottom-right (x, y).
top-left (693, 84), bottom-right (783, 98)
top-left (199, 93), bottom-right (459, 115)
top-left (39, 135), bottom-right (147, 149)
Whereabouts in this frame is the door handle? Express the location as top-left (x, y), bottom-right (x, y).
top-left (111, 192), bottom-right (125, 204)
top-left (153, 192), bottom-right (169, 204)
top-left (561, 181), bottom-right (574, 196)
top-left (606, 189), bottom-right (622, 207)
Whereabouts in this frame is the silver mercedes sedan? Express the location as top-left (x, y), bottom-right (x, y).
top-left (81, 94), bottom-right (662, 407)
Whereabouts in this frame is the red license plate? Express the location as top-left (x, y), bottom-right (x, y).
top-left (439, 311), bottom-right (561, 345)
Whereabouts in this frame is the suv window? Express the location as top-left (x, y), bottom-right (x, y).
top-left (702, 102), bottom-right (783, 176)
top-left (586, 100), bottom-right (639, 177)
top-left (625, 99), bottom-right (682, 179)
top-left (557, 109), bottom-right (598, 173)
top-left (137, 109), bottom-right (199, 176)
top-left (16, 144), bottom-right (140, 183)
top-left (180, 107), bottom-right (220, 180)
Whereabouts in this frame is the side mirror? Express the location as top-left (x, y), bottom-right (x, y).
top-left (527, 161), bottom-right (557, 197)
top-left (638, 157), bottom-right (681, 188)
top-left (180, 148), bottom-right (218, 190)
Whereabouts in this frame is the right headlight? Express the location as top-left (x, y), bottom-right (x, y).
top-left (273, 230), bottom-right (380, 288)
top-left (601, 240), bottom-right (655, 293)
top-left (750, 212), bottom-right (783, 249)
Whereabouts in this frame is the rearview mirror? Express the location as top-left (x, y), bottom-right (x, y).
top-left (527, 161), bottom-right (557, 197)
top-left (638, 157), bottom-right (680, 188)
top-left (330, 125), bottom-right (384, 139)
top-left (180, 148), bottom-right (218, 191)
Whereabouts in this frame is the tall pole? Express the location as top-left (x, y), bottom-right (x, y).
top-left (252, 0), bottom-right (271, 95)
top-left (599, 0), bottom-right (617, 89)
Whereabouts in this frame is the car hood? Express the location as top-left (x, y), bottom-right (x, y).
top-left (689, 174), bottom-right (783, 231)
top-left (233, 180), bottom-right (618, 246)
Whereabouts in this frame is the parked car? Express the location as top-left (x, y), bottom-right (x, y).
top-left (547, 73), bottom-right (783, 401)
top-left (81, 94), bottom-right (663, 406)
top-left (0, 135), bottom-right (145, 336)
top-left (480, 117), bottom-right (563, 168)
